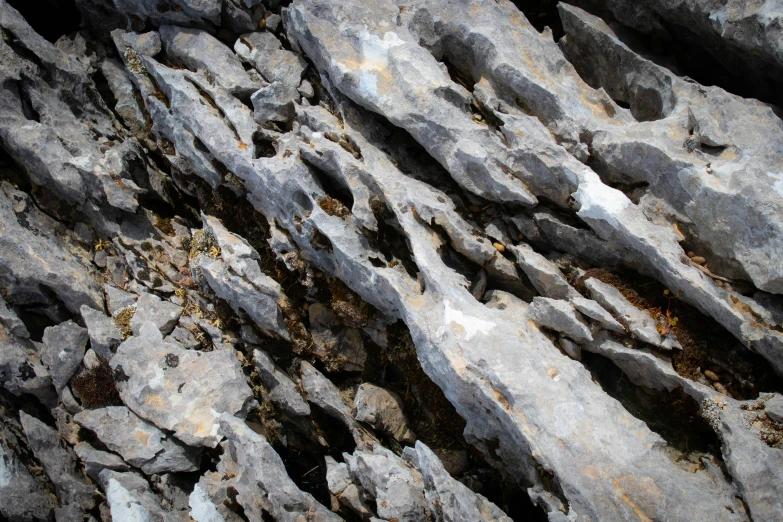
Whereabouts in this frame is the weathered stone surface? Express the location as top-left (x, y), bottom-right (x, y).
top-left (217, 414), bottom-right (342, 521)
top-left (235, 31), bottom-right (306, 97)
top-left (325, 456), bottom-right (374, 518)
top-left (193, 216), bottom-right (288, 339)
top-left (766, 394), bottom-right (783, 424)
top-left (300, 361), bottom-right (361, 441)
top-left (253, 349), bottom-right (310, 417)
top-left (74, 442), bottom-right (131, 481)
top-left (0, 438), bottom-right (56, 522)
top-left (41, 320), bottom-right (89, 393)
top-left (19, 411), bottom-right (96, 510)
top-left (129, 292), bottom-right (183, 336)
top-left (98, 469), bottom-right (177, 522)
top-left (352, 383), bottom-right (415, 443)
top-left (160, 25), bottom-right (259, 97)
top-left (0, 319), bottom-right (58, 407)
top-left (74, 406), bottom-right (201, 474)
top-left (110, 322), bottom-right (255, 447)
top-left (585, 277), bottom-right (678, 349)
top-left (527, 297), bottom-right (593, 343)
top-left (80, 306), bottom-right (124, 360)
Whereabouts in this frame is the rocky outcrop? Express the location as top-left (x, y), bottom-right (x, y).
top-left (1, 0), bottom-right (782, 520)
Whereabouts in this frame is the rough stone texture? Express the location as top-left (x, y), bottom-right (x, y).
top-left (19, 411), bottom-right (96, 510)
top-left (353, 383), bottom-right (416, 443)
top-left (526, 296), bottom-right (593, 343)
top-left (217, 414), bottom-right (342, 521)
top-left (253, 349), bottom-right (310, 417)
top-left (0, 438), bottom-right (56, 522)
top-left (129, 292), bottom-right (183, 336)
top-left (41, 320), bottom-right (89, 393)
top-left (585, 277), bottom-right (678, 349)
top-left (193, 216), bottom-right (288, 339)
top-left (80, 305), bottom-right (124, 359)
top-left (2, 0), bottom-right (783, 519)
top-left (74, 406), bottom-right (201, 474)
top-left (110, 322), bottom-right (255, 447)
top-left (73, 441), bottom-right (132, 480)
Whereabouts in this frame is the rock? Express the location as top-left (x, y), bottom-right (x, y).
top-left (0, 320), bottom-right (58, 408)
top-left (188, 483), bottom-right (227, 522)
top-left (432, 448), bottom-right (469, 477)
top-left (101, 58), bottom-right (147, 136)
top-left (526, 297), bottom-right (593, 343)
top-left (416, 442), bottom-right (512, 522)
top-left (324, 456), bottom-right (374, 518)
top-left (585, 277), bottom-right (678, 349)
top-left (0, 296), bottom-right (29, 338)
top-left (74, 442), bottom-right (131, 480)
top-left (99, 471), bottom-right (160, 522)
top-left (110, 322), bottom-right (255, 447)
top-left (74, 406), bottom-right (202, 474)
top-left (41, 320), bottom-right (89, 393)
top-left (509, 243), bottom-right (577, 300)
top-left (766, 394), bottom-right (783, 424)
top-left (217, 414), bottom-right (342, 521)
top-left (19, 411), bottom-right (96, 510)
top-left (253, 349), bottom-right (310, 417)
top-left (80, 306), bottom-right (124, 360)
top-left (193, 216), bottom-right (288, 339)
top-left (569, 295), bottom-right (626, 334)
top-left (352, 383), bottom-right (416, 443)
top-left (558, 337), bottom-right (582, 361)
top-left (0, 438), bottom-right (56, 522)
top-left (299, 361), bottom-right (361, 442)
top-left (344, 444), bottom-right (429, 521)
top-left (54, 504), bottom-right (85, 522)
top-left (251, 81), bottom-right (295, 124)
top-left (160, 25), bottom-right (259, 97)
top-left (129, 293), bottom-right (183, 336)
top-left (298, 79), bottom-right (315, 99)
top-left (105, 285), bottom-right (137, 315)
top-left (234, 31), bottom-right (306, 97)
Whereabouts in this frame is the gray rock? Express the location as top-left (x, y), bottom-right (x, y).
top-left (569, 295), bottom-right (625, 334)
top-left (324, 456), bottom-right (374, 518)
top-left (0, 438), bottom-right (56, 522)
top-left (193, 216), bottom-right (288, 339)
top-left (510, 243), bottom-right (578, 300)
top-left (98, 470), bottom-right (172, 522)
top-left (300, 361), bottom-right (361, 442)
top-left (526, 297), bottom-right (593, 343)
top-left (129, 293), bottom-right (183, 336)
top-left (0, 320), bottom-right (58, 407)
top-left (585, 277), bottom-right (677, 349)
top-left (251, 81), bottom-right (296, 124)
top-left (253, 349), bottom-right (310, 417)
top-left (234, 31), bottom-right (306, 97)
top-left (0, 296), bottom-right (29, 338)
top-left (160, 25), bottom-right (259, 97)
top-left (54, 504), bottom-right (85, 522)
top-left (558, 337), bottom-right (582, 361)
top-left (217, 414), bottom-right (342, 521)
top-left (298, 79), bottom-right (315, 99)
top-left (80, 306), bottom-right (124, 360)
top-left (766, 394), bottom-right (783, 424)
top-left (41, 320), bottom-right (89, 393)
top-left (110, 322), bottom-right (255, 447)
top-left (416, 442), bottom-right (512, 522)
top-left (352, 383), bottom-right (415, 443)
top-left (344, 444), bottom-right (429, 521)
top-left (74, 406), bottom-right (201, 474)
top-left (19, 411), bottom-right (96, 510)
top-left (101, 58), bottom-right (147, 136)
top-left (74, 442), bottom-right (132, 481)
top-left (105, 285), bottom-right (137, 315)
top-left (188, 483), bottom-right (228, 522)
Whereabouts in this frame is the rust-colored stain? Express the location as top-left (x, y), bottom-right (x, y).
top-left (238, 141), bottom-right (247, 150)
top-left (135, 429), bottom-right (151, 447)
top-left (612, 479), bottom-right (653, 522)
top-left (493, 388), bottom-right (512, 411)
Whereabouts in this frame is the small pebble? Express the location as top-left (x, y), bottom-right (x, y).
top-left (704, 370), bottom-right (720, 381)
top-left (687, 251), bottom-right (695, 258)
top-left (713, 382), bottom-right (728, 395)
top-left (690, 256), bottom-right (706, 265)
top-left (492, 242), bottom-right (506, 253)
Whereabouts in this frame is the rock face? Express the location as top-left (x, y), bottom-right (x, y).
top-left (110, 322), bottom-right (255, 447)
top-left (1, 0), bottom-right (783, 520)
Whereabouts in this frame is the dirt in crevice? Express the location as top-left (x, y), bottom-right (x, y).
top-left (575, 268), bottom-right (782, 400)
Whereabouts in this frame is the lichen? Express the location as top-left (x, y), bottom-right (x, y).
top-left (317, 196), bottom-right (350, 218)
top-left (189, 229), bottom-right (221, 259)
top-left (113, 305), bottom-right (136, 338)
top-left (124, 46), bottom-right (146, 74)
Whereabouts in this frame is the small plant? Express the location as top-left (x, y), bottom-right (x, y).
top-left (94, 238), bottom-right (110, 251)
top-left (71, 360), bottom-right (123, 408)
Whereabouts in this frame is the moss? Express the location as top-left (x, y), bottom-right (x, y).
top-left (189, 229), bottom-right (219, 258)
top-left (317, 196), bottom-right (350, 219)
top-left (71, 360), bottom-right (123, 408)
top-left (328, 278), bottom-right (375, 328)
top-left (154, 215), bottom-right (176, 237)
top-left (140, 241), bottom-right (154, 252)
top-left (113, 305), bottom-right (136, 339)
